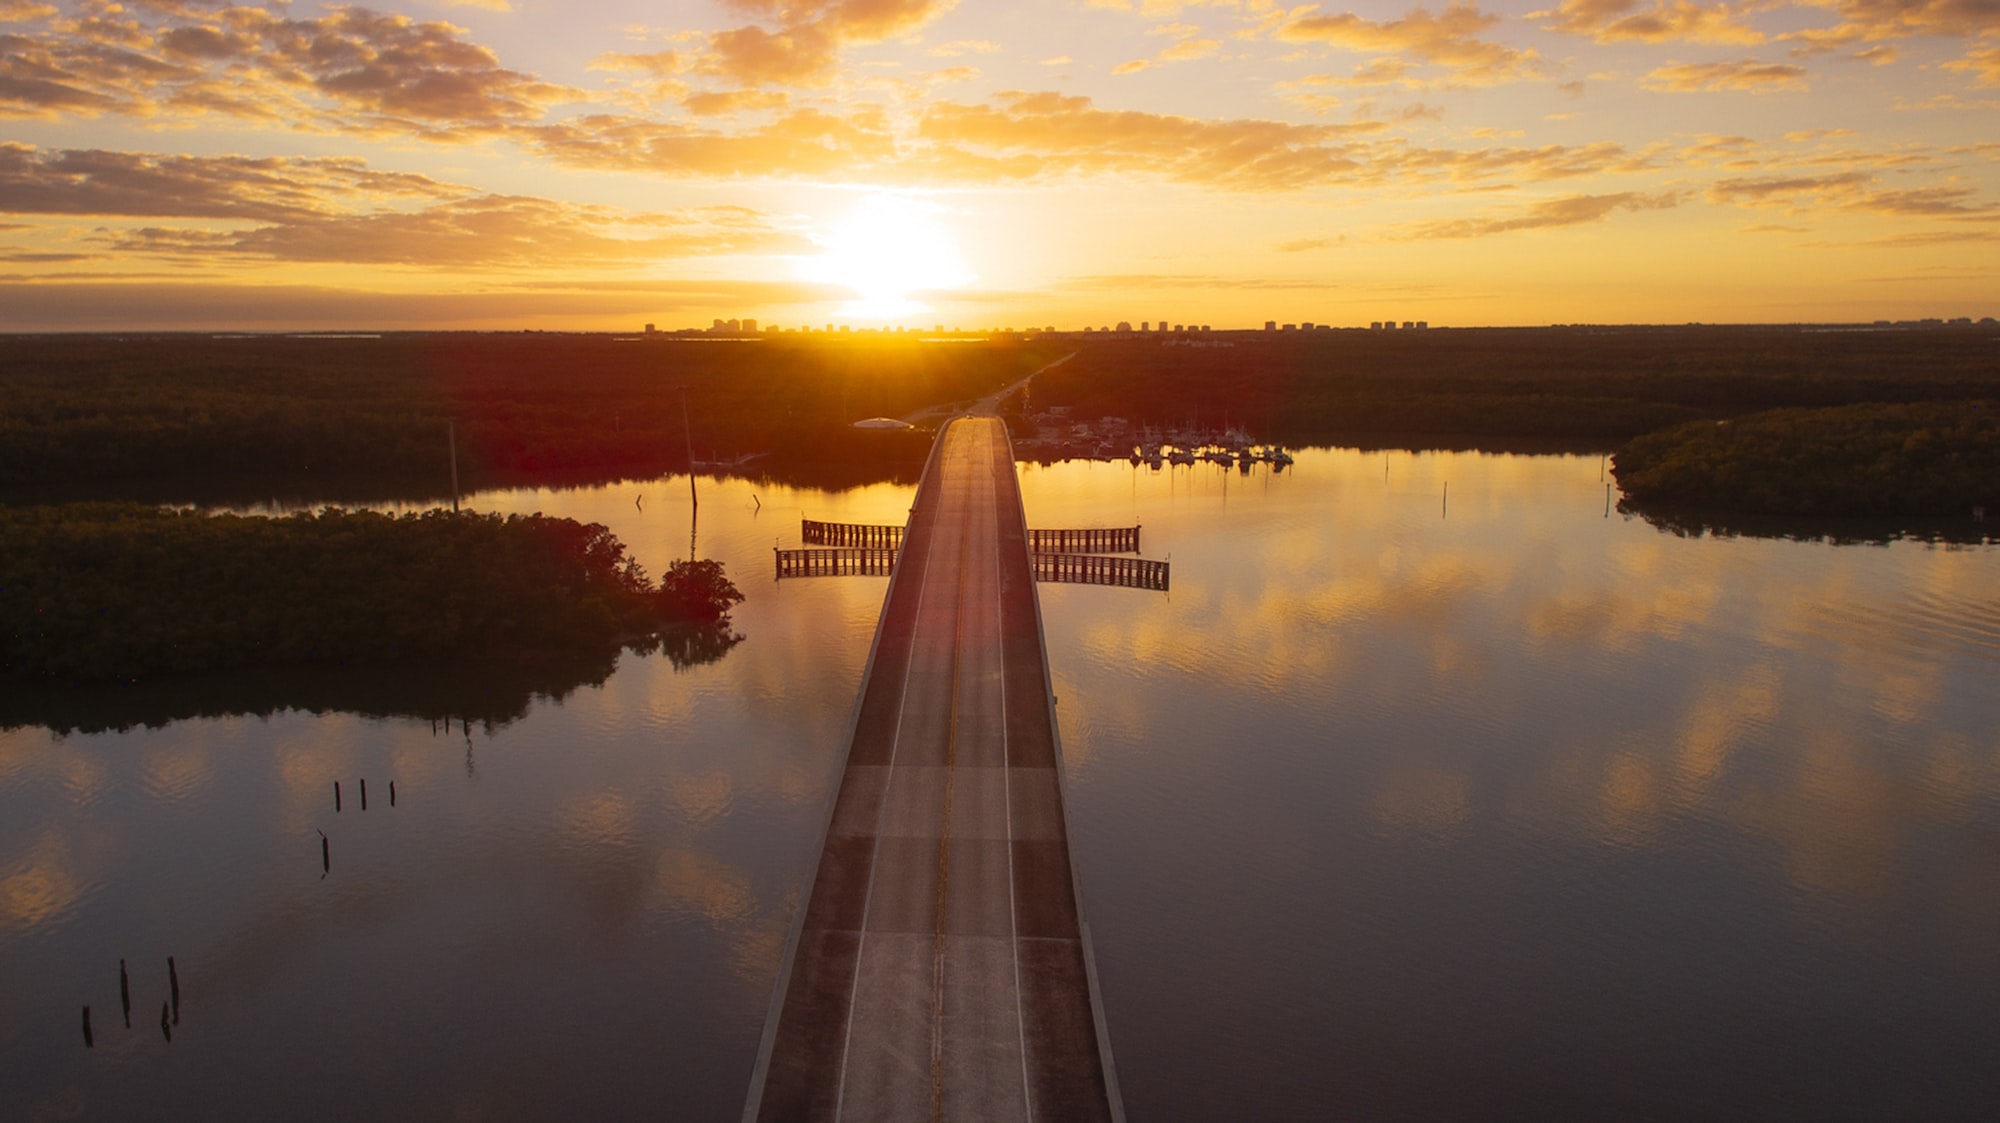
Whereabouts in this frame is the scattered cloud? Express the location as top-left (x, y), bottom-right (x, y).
top-left (1533, 0), bottom-right (1764, 45)
top-left (1848, 229), bottom-right (2000, 248)
top-left (929, 39), bottom-right (1000, 57)
top-left (0, 7), bottom-right (579, 134)
top-left (1112, 59), bottom-right (1152, 74)
top-left (0, 144), bottom-right (460, 221)
top-left (0, 143), bottom-right (804, 270)
top-left (1708, 170), bottom-right (2000, 221)
top-left (1394, 190), bottom-right (1682, 238)
top-left (1275, 235), bottom-right (1344, 251)
top-left (1707, 171), bottom-right (1871, 204)
top-left (1161, 37), bottom-right (1222, 61)
top-left (1944, 45), bottom-right (2000, 88)
top-left (1642, 59), bottom-right (1810, 92)
top-left (681, 88), bottom-right (792, 116)
top-left (1056, 272), bottom-right (1337, 291)
top-left (701, 0), bottom-right (959, 87)
top-left (1277, 4), bottom-right (1546, 87)
top-left (97, 197), bottom-right (807, 268)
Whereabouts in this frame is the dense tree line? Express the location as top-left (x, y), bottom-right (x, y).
top-left (1033, 327), bottom-right (2000, 448)
top-left (0, 334), bottom-right (1055, 498)
top-left (1, 504), bottom-right (743, 680)
top-left (1611, 401), bottom-right (2000, 517)
top-left (1, 653), bottom-right (623, 736)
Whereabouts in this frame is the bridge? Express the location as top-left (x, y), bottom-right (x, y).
top-left (744, 417), bottom-right (1124, 1122)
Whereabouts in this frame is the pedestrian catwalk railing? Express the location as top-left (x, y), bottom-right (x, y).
top-left (800, 519), bottom-right (904, 548)
top-left (1028, 526), bottom-right (1140, 554)
top-left (776, 547), bottom-right (1168, 591)
top-left (773, 547), bottom-right (900, 578)
top-left (802, 519), bottom-right (1140, 555)
top-left (1034, 552), bottom-right (1169, 591)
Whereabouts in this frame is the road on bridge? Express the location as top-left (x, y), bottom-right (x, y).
top-left (744, 416), bottom-right (1121, 1123)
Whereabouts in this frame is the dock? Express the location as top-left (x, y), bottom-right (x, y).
top-left (744, 417), bottom-right (1123, 1122)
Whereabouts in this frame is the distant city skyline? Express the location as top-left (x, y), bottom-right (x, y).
top-left (2, 0), bottom-right (1997, 331)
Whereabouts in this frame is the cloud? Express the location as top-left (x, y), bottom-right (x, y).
top-left (0, 278), bottom-right (852, 331)
top-left (1944, 44), bottom-right (2000, 88)
top-left (521, 107), bottom-right (901, 178)
top-left (1677, 134), bottom-right (1761, 166)
top-left (1277, 3), bottom-right (1545, 86)
top-left (0, 1), bottom-right (57, 22)
top-left (1055, 272), bottom-right (1338, 291)
top-left (911, 91), bottom-right (1384, 190)
top-left (0, 7), bottom-right (579, 134)
top-left (1160, 37), bottom-right (1222, 60)
top-left (0, 143), bottom-right (461, 221)
top-left (1812, 0), bottom-right (2000, 42)
top-left (1275, 235), bottom-right (1343, 251)
top-left (1396, 191), bottom-right (1683, 238)
top-left (0, 143), bottom-right (805, 270)
top-left (699, 0), bottom-right (958, 86)
top-left (1849, 229), bottom-right (2000, 247)
top-left (1642, 59), bottom-right (1810, 91)
top-left (928, 39), bottom-right (999, 56)
top-left (1707, 170), bottom-right (2000, 220)
top-left (1533, 0), bottom-right (1764, 44)
top-left (1111, 59), bottom-right (1152, 74)
top-left (681, 88), bottom-right (791, 116)
top-left (98, 196), bottom-right (808, 268)
top-left (1706, 171), bottom-right (1871, 204)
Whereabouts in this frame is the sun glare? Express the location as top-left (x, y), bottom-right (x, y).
top-left (799, 193), bottom-right (974, 321)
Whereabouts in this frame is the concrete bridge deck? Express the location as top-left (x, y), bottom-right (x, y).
top-left (744, 417), bottom-right (1122, 1122)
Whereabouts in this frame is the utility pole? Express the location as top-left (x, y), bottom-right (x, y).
top-left (448, 418), bottom-right (460, 512)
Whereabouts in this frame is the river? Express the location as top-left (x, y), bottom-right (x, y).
top-left (4, 448), bottom-right (1998, 1120)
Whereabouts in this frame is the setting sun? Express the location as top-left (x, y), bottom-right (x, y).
top-left (798, 194), bottom-right (975, 322)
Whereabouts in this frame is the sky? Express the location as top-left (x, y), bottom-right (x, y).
top-left (1, 0), bottom-right (1996, 330)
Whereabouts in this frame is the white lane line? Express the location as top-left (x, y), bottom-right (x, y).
top-left (991, 427), bottom-right (1037, 1123)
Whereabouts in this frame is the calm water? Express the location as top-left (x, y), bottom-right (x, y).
top-left (5, 450), bottom-right (1999, 1121)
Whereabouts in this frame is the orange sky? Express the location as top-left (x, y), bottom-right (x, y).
top-left (1, 0), bottom-right (1996, 330)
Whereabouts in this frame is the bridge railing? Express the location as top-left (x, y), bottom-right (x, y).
top-left (1027, 526), bottom-right (1140, 554)
top-left (1033, 553), bottom-right (1170, 592)
top-left (776, 547), bottom-right (1169, 590)
top-left (801, 520), bottom-right (905, 548)
top-left (774, 547), bottom-right (899, 579)
top-left (804, 520), bottom-right (1139, 555)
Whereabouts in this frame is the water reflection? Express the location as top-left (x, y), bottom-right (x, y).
top-left (3, 450), bottom-right (1998, 1120)
top-left (1023, 448), bottom-right (2000, 1120)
